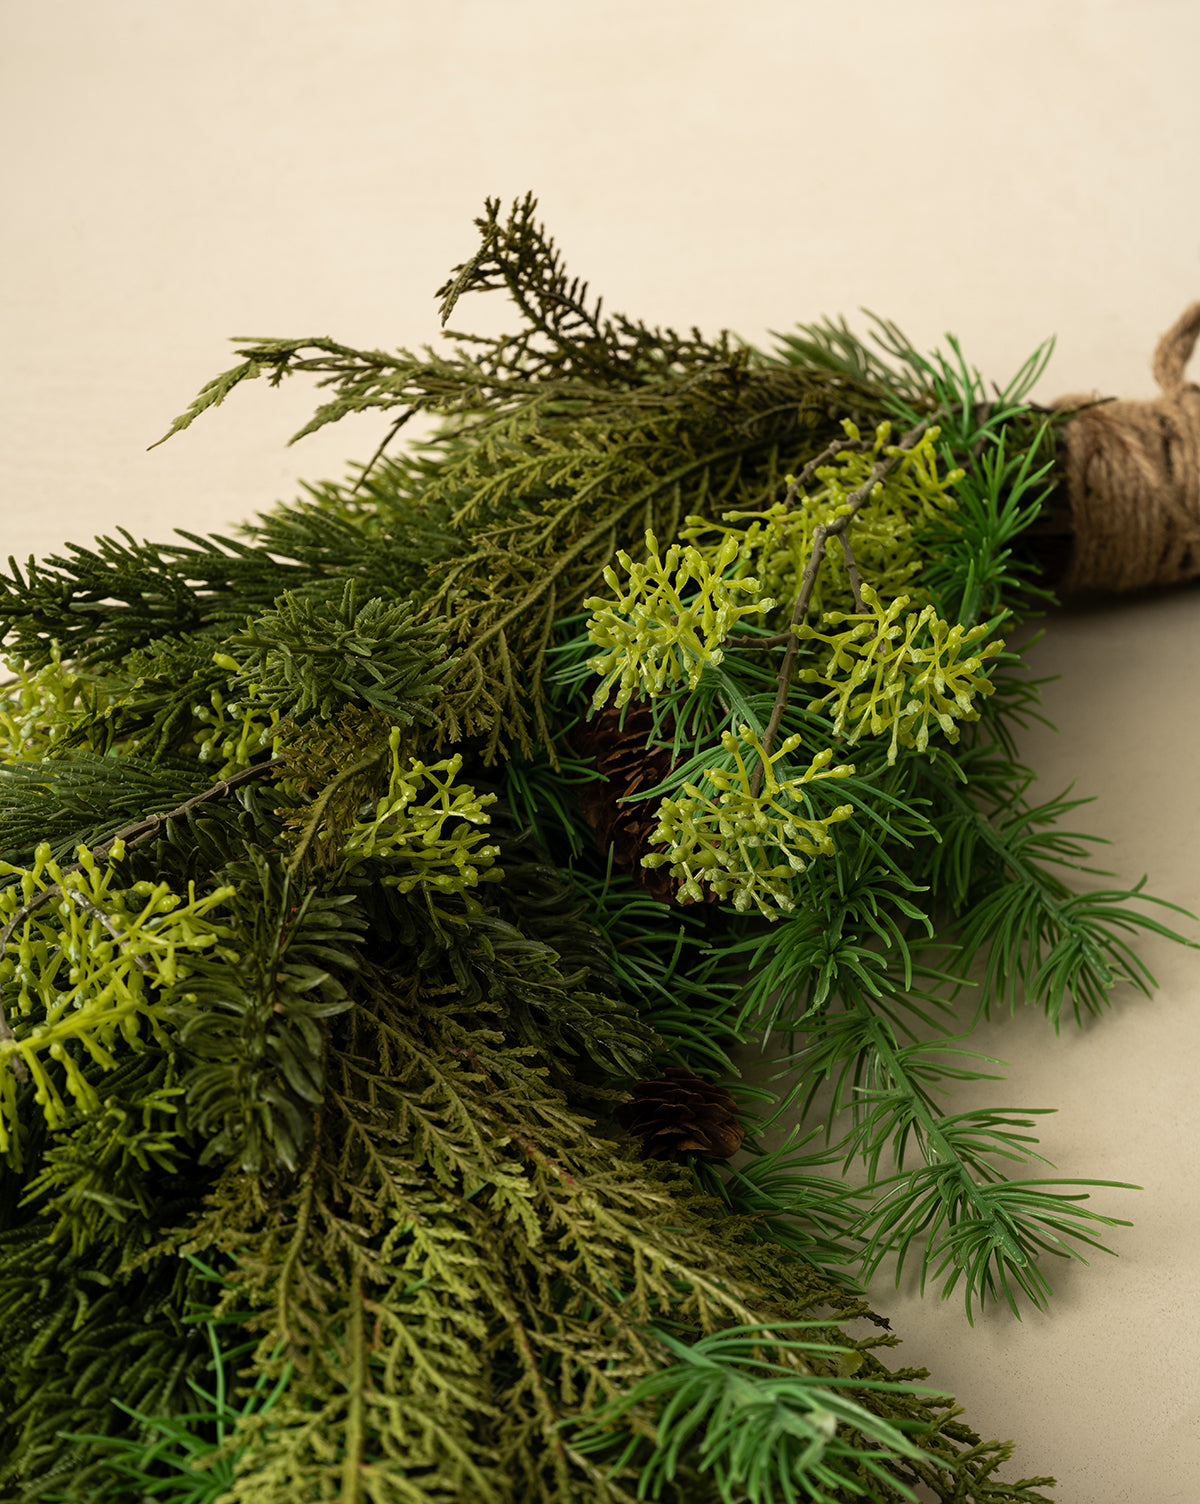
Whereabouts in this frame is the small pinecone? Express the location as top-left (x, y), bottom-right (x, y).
top-left (566, 696), bottom-right (714, 906)
top-left (614, 1066), bottom-right (745, 1162)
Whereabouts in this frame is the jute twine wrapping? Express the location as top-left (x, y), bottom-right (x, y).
top-left (1049, 301), bottom-right (1200, 593)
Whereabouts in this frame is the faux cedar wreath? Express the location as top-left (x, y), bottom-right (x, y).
top-left (0, 194), bottom-right (1198, 1504)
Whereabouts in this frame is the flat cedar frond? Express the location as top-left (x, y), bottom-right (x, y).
top-left (450, 841), bottom-right (660, 1088)
top-left (145, 198), bottom-right (905, 764)
top-left (152, 959), bottom-right (990, 1504)
top-left (125, 943), bottom-right (1054, 1504)
top-left (14, 1048), bottom-right (186, 1257)
top-left (436, 192), bottom-right (746, 389)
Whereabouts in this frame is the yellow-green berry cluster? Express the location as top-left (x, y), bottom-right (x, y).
top-left (797, 583), bottom-right (1004, 763)
top-left (584, 531), bottom-right (775, 709)
top-left (642, 724), bottom-right (855, 919)
top-left (339, 725), bottom-right (502, 894)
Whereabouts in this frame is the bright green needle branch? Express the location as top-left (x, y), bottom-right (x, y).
top-left (563, 1320), bottom-right (940, 1504)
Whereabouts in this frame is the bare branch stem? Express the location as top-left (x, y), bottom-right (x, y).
top-left (837, 531), bottom-right (867, 615)
top-left (780, 433), bottom-right (871, 511)
top-left (61, 889), bottom-right (154, 973)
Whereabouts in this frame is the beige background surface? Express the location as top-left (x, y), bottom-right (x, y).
top-left (3, 3), bottom-right (1200, 1499)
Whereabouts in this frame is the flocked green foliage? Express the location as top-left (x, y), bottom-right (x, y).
top-left (0, 193), bottom-right (1194, 1503)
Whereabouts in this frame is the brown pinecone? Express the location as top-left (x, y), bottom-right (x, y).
top-left (614, 1066), bottom-right (745, 1161)
top-left (566, 695), bottom-right (715, 906)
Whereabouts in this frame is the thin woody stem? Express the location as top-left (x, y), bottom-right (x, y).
top-left (781, 433), bottom-right (871, 511)
top-left (837, 531), bottom-right (867, 614)
top-left (61, 889), bottom-right (154, 973)
top-left (348, 408), bottom-right (415, 496)
top-left (749, 418), bottom-right (933, 798)
top-left (0, 754), bottom-right (287, 1080)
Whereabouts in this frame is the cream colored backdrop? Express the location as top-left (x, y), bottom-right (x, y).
top-left (4, 3), bottom-right (1199, 1498)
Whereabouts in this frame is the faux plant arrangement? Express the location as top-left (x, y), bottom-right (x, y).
top-left (1, 193), bottom-right (1197, 1503)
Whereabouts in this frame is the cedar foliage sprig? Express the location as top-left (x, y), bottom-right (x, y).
top-left (0, 194), bottom-right (1193, 1502)
top-left (139, 193), bottom-right (906, 764)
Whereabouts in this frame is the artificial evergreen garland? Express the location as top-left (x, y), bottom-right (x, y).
top-left (1, 192), bottom-right (1196, 1502)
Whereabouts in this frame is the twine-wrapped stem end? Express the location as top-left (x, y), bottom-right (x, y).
top-left (1050, 302), bottom-right (1200, 594)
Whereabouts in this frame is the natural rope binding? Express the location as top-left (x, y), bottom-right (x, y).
top-left (1051, 301), bottom-right (1200, 592)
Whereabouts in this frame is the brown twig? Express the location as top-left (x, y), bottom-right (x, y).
top-left (749, 418), bottom-right (933, 797)
top-left (348, 408), bottom-right (415, 497)
top-left (780, 432), bottom-right (871, 512)
top-left (0, 1010), bottom-right (19, 1070)
top-left (0, 754), bottom-right (287, 1082)
top-left (837, 531), bottom-right (867, 615)
top-left (727, 435), bottom-right (876, 653)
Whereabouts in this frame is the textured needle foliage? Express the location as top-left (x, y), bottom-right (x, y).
top-left (48, 1256), bottom-right (294, 1504)
top-left (564, 1321), bottom-right (941, 1504)
top-left (0, 194), bottom-right (1192, 1504)
top-left (217, 578), bottom-right (455, 725)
